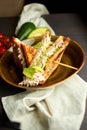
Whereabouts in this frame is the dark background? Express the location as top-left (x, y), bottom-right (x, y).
top-left (24, 0), bottom-right (87, 21)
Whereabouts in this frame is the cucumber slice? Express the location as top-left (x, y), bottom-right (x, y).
top-left (16, 22), bottom-right (36, 40)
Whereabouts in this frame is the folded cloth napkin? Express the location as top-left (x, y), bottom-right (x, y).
top-left (2, 75), bottom-right (87, 130)
top-left (15, 3), bottom-right (55, 35)
top-left (1, 3), bottom-right (87, 130)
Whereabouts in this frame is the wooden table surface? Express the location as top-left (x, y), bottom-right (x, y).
top-left (0, 13), bottom-right (87, 130)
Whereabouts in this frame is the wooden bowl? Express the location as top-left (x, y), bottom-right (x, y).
top-left (0, 36), bottom-right (86, 89)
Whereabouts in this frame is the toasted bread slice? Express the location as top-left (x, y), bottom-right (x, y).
top-left (21, 43), bottom-right (36, 67)
top-left (12, 37), bottom-right (25, 70)
top-left (12, 37), bottom-right (36, 70)
top-left (41, 37), bottom-right (71, 84)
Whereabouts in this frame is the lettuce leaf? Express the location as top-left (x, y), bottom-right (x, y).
top-left (23, 66), bottom-right (44, 79)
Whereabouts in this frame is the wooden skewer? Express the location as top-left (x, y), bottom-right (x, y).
top-left (54, 61), bottom-right (78, 70)
top-left (58, 62), bottom-right (78, 70)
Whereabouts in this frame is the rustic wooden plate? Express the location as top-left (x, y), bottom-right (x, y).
top-left (0, 36), bottom-right (86, 89)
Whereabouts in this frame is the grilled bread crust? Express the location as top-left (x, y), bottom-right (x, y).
top-left (12, 37), bottom-right (36, 70)
top-left (21, 43), bottom-right (36, 67)
top-left (12, 37), bottom-right (24, 71)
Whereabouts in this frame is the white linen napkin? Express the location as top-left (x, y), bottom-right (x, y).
top-left (1, 3), bottom-right (87, 130)
top-left (15, 3), bottom-right (55, 35)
